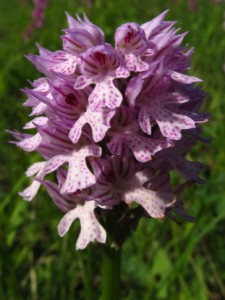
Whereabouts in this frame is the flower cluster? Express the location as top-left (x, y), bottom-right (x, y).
top-left (24, 0), bottom-right (49, 41)
top-left (10, 10), bottom-right (208, 249)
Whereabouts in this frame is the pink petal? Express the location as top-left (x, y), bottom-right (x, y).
top-left (19, 180), bottom-right (42, 202)
top-left (125, 74), bottom-right (143, 107)
top-left (64, 13), bottom-right (105, 48)
top-left (108, 134), bottom-right (170, 162)
top-left (76, 201), bottom-right (106, 249)
top-left (25, 161), bottom-right (46, 177)
top-left (74, 75), bottom-right (94, 89)
top-left (170, 71), bottom-right (202, 84)
top-left (61, 145), bottom-right (101, 194)
top-left (51, 56), bottom-right (79, 75)
top-left (124, 188), bottom-right (175, 218)
top-left (60, 153), bottom-right (94, 194)
top-left (69, 107), bottom-right (116, 143)
top-left (58, 207), bottom-right (79, 236)
top-left (115, 66), bottom-right (130, 78)
top-left (68, 121), bottom-right (83, 144)
top-left (44, 155), bottom-right (68, 174)
top-left (141, 10), bottom-right (169, 40)
top-left (127, 135), bottom-right (170, 162)
top-left (125, 53), bottom-right (149, 72)
top-left (17, 133), bottom-right (42, 152)
top-left (88, 79), bottom-right (123, 111)
top-left (169, 92), bottom-right (189, 104)
top-left (32, 78), bottom-right (49, 92)
top-left (135, 170), bottom-right (154, 185)
top-left (30, 102), bottom-right (48, 116)
top-left (58, 201), bottom-right (106, 249)
top-left (138, 107), bottom-right (152, 135)
top-left (153, 108), bottom-right (196, 140)
top-left (43, 145), bottom-right (101, 194)
top-left (56, 168), bottom-right (67, 189)
top-left (23, 117), bottom-right (48, 129)
top-left (107, 135), bottom-right (124, 156)
top-left (19, 162), bottom-right (46, 201)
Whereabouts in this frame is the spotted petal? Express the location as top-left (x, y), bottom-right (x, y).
top-left (88, 79), bottom-right (123, 111)
top-left (115, 66), bottom-right (130, 78)
top-left (17, 133), bottom-right (42, 152)
top-left (51, 55), bottom-right (79, 75)
top-left (124, 188), bottom-right (175, 218)
top-left (23, 117), bottom-right (48, 129)
top-left (19, 162), bottom-right (46, 201)
top-left (74, 75), bottom-right (94, 89)
top-left (30, 102), bottom-right (48, 116)
top-left (125, 53), bottom-right (149, 72)
top-left (108, 133), bottom-right (170, 162)
top-left (58, 201), bottom-right (106, 250)
top-left (69, 107), bottom-right (116, 143)
top-left (170, 71), bottom-right (202, 84)
top-left (139, 105), bottom-right (195, 140)
top-left (43, 145), bottom-right (102, 194)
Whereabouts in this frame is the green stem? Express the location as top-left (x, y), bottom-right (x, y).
top-left (101, 243), bottom-right (122, 300)
top-left (83, 245), bottom-right (95, 300)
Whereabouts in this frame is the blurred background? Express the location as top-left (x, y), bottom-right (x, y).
top-left (0, 0), bottom-right (225, 299)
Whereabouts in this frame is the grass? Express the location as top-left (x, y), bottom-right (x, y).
top-left (0, 0), bottom-right (225, 299)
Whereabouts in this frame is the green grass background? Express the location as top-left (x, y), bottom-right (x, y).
top-left (0, 0), bottom-right (225, 299)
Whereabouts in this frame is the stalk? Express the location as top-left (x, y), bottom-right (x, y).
top-left (101, 242), bottom-right (122, 300)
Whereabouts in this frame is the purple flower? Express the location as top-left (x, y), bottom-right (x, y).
top-left (9, 11), bottom-right (208, 249)
top-left (125, 61), bottom-right (205, 140)
top-left (58, 201), bottom-right (106, 250)
top-left (74, 44), bottom-right (130, 111)
top-left (24, 0), bottom-right (49, 41)
top-left (91, 154), bottom-right (175, 218)
top-left (115, 22), bottom-right (151, 71)
top-left (62, 13), bottom-right (105, 54)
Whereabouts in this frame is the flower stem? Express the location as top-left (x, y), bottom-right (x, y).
top-left (101, 243), bottom-right (121, 300)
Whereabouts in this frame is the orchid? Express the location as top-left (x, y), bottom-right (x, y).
top-left (10, 11), bottom-right (208, 258)
top-left (24, 0), bottom-right (49, 41)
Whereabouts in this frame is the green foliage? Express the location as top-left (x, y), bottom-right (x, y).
top-left (1, 0), bottom-right (225, 299)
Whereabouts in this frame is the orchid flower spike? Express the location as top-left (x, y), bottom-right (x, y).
top-left (9, 10), bottom-right (208, 250)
